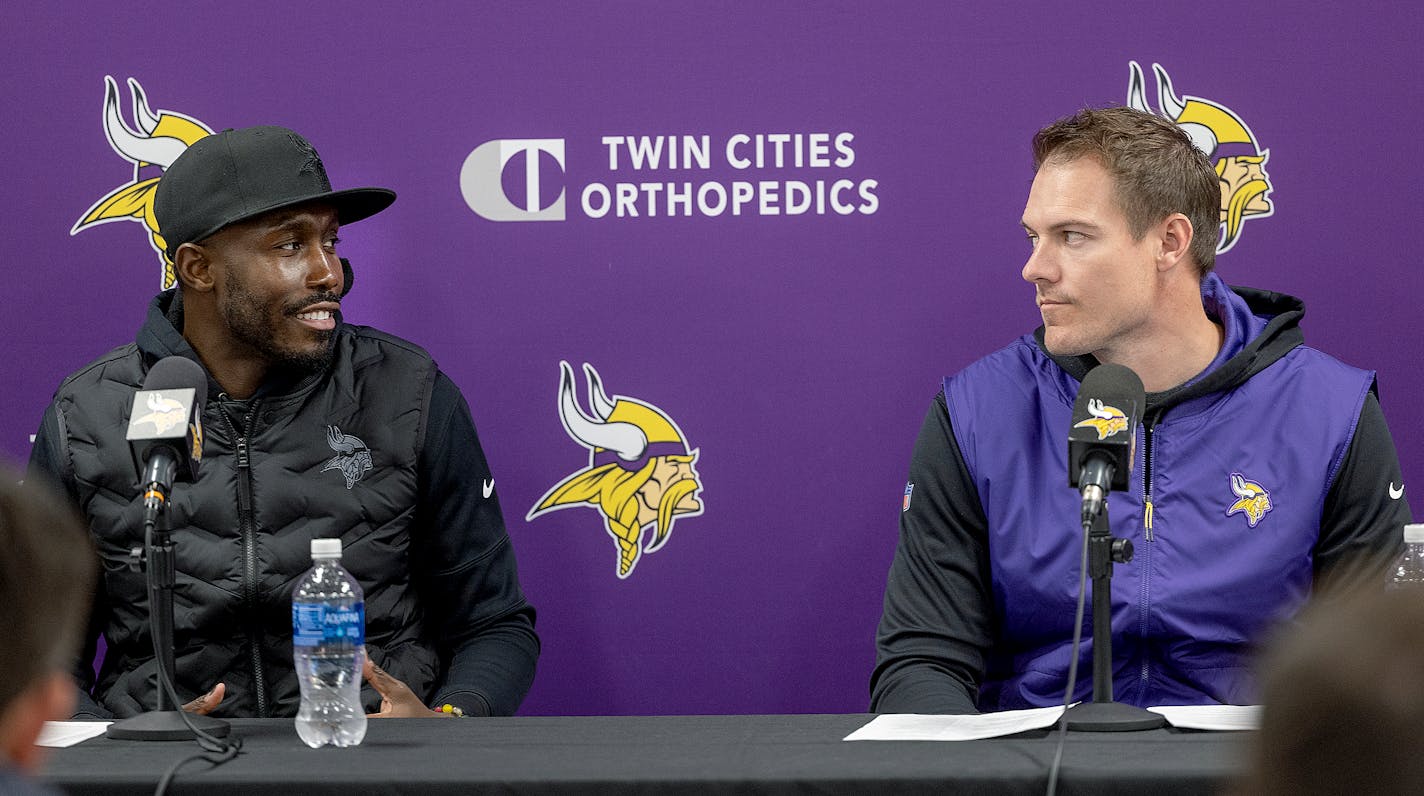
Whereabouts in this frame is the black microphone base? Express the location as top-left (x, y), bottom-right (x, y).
top-left (1063, 701), bottom-right (1166, 732)
top-left (105, 710), bottom-right (231, 741)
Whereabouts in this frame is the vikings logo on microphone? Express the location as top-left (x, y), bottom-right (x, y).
top-left (1073, 399), bottom-right (1129, 441)
top-left (1127, 62), bottom-right (1273, 254)
top-left (133, 392), bottom-right (187, 436)
top-left (71, 76), bottom-right (214, 289)
top-left (527, 362), bottom-right (704, 579)
top-left (1225, 472), bottom-right (1273, 528)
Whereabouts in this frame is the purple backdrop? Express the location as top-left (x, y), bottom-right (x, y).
top-left (2, 2), bottom-right (1418, 715)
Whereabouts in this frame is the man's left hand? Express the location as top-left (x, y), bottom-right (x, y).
top-left (362, 657), bottom-right (448, 718)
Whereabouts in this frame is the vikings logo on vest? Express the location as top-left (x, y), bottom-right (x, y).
top-left (1073, 399), bottom-right (1129, 441)
top-left (460, 139), bottom-right (567, 222)
top-left (526, 362), bottom-right (704, 579)
top-left (1225, 472), bottom-right (1273, 528)
top-left (321, 425), bottom-right (374, 489)
top-left (1126, 62), bottom-right (1273, 254)
top-left (71, 76), bottom-right (214, 289)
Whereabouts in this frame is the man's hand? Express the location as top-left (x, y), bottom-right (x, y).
top-left (181, 683), bottom-right (225, 714)
top-left (363, 658), bottom-right (446, 718)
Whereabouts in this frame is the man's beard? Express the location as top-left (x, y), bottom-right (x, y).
top-left (221, 271), bottom-right (337, 375)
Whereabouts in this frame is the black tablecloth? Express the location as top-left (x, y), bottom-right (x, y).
top-left (41, 714), bottom-right (1248, 795)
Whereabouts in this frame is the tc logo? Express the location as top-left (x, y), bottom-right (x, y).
top-left (460, 138), bottom-right (566, 222)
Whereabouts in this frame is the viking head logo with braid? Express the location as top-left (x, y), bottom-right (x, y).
top-left (527, 362), bottom-right (704, 579)
top-left (1073, 399), bottom-right (1129, 441)
top-left (1127, 62), bottom-right (1273, 254)
top-left (1225, 472), bottom-right (1273, 528)
top-left (71, 76), bottom-right (214, 289)
top-left (321, 425), bottom-right (373, 489)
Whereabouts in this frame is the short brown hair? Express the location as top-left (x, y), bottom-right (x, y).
top-left (0, 469), bottom-right (96, 716)
top-left (1241, 587), bottom-right (1424, 795)
top-left (1033, 107), bottom-right (1220, 275)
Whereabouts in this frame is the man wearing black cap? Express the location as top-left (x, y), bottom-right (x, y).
top-left (30, 126), bottom-right (539, 720)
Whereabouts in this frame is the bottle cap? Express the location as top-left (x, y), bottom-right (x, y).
top-left (1404, 524), bottom-right (1424, 544)
top-left (310, 538), bottom-right (343, 557)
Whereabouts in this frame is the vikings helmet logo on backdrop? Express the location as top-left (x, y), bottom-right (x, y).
top-left (1127, 62), bottom-right (1273, 254)
top-left (527, 362), bottom-right (704, 579)
top-left (71, 76), bottom-right (214, 289)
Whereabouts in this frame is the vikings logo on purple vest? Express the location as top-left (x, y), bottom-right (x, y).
top-left (70, 76), bottom-right (214, 289)
top-left (526, 362), bottom-right (704, 579)
top-left (1073, 399), bottom-right (1129, 441)
top-left (1127, 62), bottom-right (1273, 254)
top-left (1225, 472), bottom-right (1273, 528)
top-left (321, 425), bottom-right (373, 489)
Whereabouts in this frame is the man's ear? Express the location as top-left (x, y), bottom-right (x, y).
top-left (173, 243), bottom-right (215, 293)
top-left (1156, 213), bottom-right (1194, 272)
top-left (0, 672), bottom-right (75, 773)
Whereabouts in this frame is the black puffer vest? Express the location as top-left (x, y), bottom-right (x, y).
top-left (51, 294), bottom-right (438, 717)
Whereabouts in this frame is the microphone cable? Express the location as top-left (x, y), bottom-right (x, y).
top-left (1044, 517), bottom-right (1093, 796)
top-left (142, 517), bottom-right (244, 796)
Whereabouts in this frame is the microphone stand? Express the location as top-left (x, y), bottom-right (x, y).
top-left (1062, 504), bottom-right (1166, 732)
top-left (106, 496), bottom-right (231, 741)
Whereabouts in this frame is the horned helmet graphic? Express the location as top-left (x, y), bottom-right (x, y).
top-left (71, 76), bottom-right (214, 289)
top-left (134, 392), bottom-right (187, 436)
top-left (1225, 472), bottom-right (1273, 528)
top-left (321, 425), bottom-right (373, 489)
top-left (1073, 398), bottom-right (1129, 441)
top-left (527, 362), bottom-right (704, 579)
top-left (1127, 62), bottom-right (1273, 253)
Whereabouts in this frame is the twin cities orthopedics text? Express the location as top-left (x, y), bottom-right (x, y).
top-left (582, 133), bottom-right (879, 219)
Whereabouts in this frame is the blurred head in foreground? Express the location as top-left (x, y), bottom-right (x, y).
top-left (1241, 584), bottom-right (1424, 795)
top-left (0, 469), bottom-right (96, 774)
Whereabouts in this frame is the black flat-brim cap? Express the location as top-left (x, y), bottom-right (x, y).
top-left (154, 125), bottom-right (395, 256)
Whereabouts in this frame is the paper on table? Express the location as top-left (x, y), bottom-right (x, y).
top-left (1148, 704), bottom-right (1260, 731)
top-left (36, 722), bottom-right (111, 748)
top-left (844, 706), bottom-right (1066, 741)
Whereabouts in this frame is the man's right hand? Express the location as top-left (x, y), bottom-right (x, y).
top-left (181, 683), bottom-right (225, 714)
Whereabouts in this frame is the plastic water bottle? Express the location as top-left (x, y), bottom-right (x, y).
top-left (1388, 524), bottom-right (1424, 589)
top-left (292, 538), bottom-right (367, 747)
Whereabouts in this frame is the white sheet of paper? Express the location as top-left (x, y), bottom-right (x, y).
top-left (36, 721), bottom-right (111, 748)
top-left (1148, 704), bottom-right (1260, 731)
top-left (844, 706), bottom-right (1066, 741)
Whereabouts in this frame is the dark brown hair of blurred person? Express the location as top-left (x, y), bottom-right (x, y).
top-left (0, 469), bottom-right (97, 774)
top-left (1239, 584), bottom-right (1424, 795)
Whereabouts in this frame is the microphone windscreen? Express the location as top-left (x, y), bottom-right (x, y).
top-left (128, 356), bottom-right (208, 484)
top-left (1067, 363), bottom-right (1146, 490)
top-left (1071, 363), bottom-right (1145, 429)
top-left (141, 356), bottom-right (208, 412)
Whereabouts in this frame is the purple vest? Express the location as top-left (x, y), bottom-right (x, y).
top-left (944, 307), bottom-right (1373, 709)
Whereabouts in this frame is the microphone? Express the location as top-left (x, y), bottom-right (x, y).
top-left (1068, 364), bottom-right (1145, 528)
top-left (125, 356), bottom-right (207, 514)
